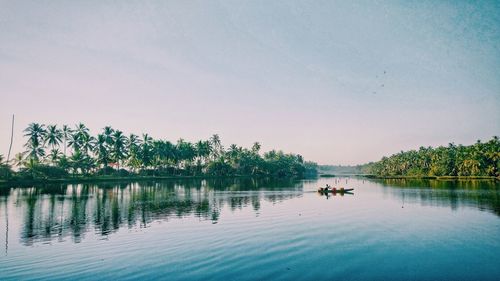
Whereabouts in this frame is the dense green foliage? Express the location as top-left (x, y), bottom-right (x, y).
top-left (366, 137), bottom-right (500, 177)
top-left (0, 155), bottom-right (13, 179)
top-left (1, 123), bottom-right (316, 180)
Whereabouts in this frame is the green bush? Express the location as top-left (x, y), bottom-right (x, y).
top-left (206, 160), bottom-right (235, 176)
top-left (114, 169), bottom-right (130, 177)
top-left (18, 165), bottom-right (69, 179)
top-left (96, 166), bottom-right (116, 176)
top-left (0, 164), bottom-right (13, 180)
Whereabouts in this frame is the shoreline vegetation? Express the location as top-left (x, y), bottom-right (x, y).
top-left (362, 175), bottom-right (499, 180)
top-left (1, 123), bottom-right (498, 187)
top-left (0, 123), bottom-right (318, 187)
top-left (364, 137), bottom-right (499, 179)
top-left (319, 173), bottom-right (499, 180)
top-left (318, 137), bottom-right (499, 181)
top-left (0, 174), bottom-right (285, 187)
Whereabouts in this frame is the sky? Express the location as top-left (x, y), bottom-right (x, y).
top-left (0, 0), bottom-right (499, 165)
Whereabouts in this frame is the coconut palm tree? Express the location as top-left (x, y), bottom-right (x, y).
top-left (139, 134), bottom-right (153, 169)
top-left (68, 132), bottom-right (81, 153)
top-left (128, 134), bottom-right (140, 154)
top-left (80, 134), bottom-right (95, 155)
top-left (12, 152), bottom-right (26, 168)
top-left (68, 123), bottom-right (89, 153)
top-left (68, 123), bottom-right (94, 156)
top-left (23, 123), bottom-right (47, 163)
top-left (111, 130), bottom-right (128, 169)
top-left (62, 125), bottom-right (72, 156)
top-left (94, 134), bottom-right (111, 169)
top-left (228, 144), bottom-right (240, 160)
top-left (47, 148), bottom-right (62, 166)
top-left (126, 134), bottom-right (140, 170)
top-left (159, 140), bottom-right (177, 170)
top-left (195, 140), bottom-right (211, 165)
top-left (45, 125), bottom-right (63, 150)
top-left (251, 142), bottom-right (261, 154)
top-left (75, 123), bottom-right (89, 136)
top-left (70, 150), bottom-right (93, 175)
top-left (103, 126), bottom-right (114, 146)
top-left (210, 134), bottom-right (223, 160)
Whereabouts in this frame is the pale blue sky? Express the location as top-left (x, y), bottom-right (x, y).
top-left (1, 0), bottom-right (499, 164)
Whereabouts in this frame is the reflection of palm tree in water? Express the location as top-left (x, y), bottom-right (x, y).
top-left (24, 190), bottom-right (37, 245)
top-left (4, 196), bottom-right (8, 255)
top-left (13, 179), bottom-right (303, 244)
top-left (59, 196), bottom-right (64, 242)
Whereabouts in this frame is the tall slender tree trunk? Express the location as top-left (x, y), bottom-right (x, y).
top-left (7, 114), bottom-right (14, 163)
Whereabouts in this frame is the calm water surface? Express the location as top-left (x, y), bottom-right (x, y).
top-left (0, 178), bottom-right (499, 280)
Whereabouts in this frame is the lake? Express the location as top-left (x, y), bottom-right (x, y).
top-left (0, 177), bottom-right (499, 280)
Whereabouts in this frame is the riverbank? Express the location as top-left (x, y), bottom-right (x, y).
top-left (0, 174), bottom-right (283, 188)
top-left (2, 174), bottom-right (498, 188)
top-left (361, 175), bottom-right (499, 181)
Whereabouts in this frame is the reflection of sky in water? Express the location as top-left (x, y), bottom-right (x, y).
top-left (0, 178), bottom-right (499, 280)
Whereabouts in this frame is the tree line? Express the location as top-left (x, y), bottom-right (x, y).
top-left (0, 123), bottom-right (317, 180)
top-left (365, 137), bottom-right (500, 177)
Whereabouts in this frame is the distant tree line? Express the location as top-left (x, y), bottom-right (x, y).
top-left (317, 165), bottom-right (364, 175)
top-left (0, 123), bottom-right (317, 180)
top-left (365, 137), bottom-right (500, 177)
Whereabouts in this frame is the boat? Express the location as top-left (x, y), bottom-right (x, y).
top-left (317, 187), bottom-right (354, 193)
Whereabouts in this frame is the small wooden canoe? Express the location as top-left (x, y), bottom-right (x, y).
top-left (318, 187), bottom-right (354, 193)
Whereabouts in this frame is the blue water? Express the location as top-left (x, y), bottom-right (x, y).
top-left (0, 178), bottom-right (499, 280)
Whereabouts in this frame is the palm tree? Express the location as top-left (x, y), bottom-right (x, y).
top-left (103, 126), bottom-right (114, 146)
top-left (176, 139), bottom-right (195, 170)
top-left (70, 150), bottom-right (93, 175)
top-left (210, 134), bottom-right (223, 160)
top-left (62, 125), bottom-right (72, 156)
top-left (80, 134), bottom-right (95, 155)
top-left (75, 123), bottom-right (90, 136)
top-left (111, 130), bottom-right (128, 169)
top-left (252, 142), bottom-right (261, 154)
top-left (94, 134), bottom-right (111, 169)
top-left (68, 123), bottom-right (90, 153)
top-left (484, 136), bottom-right (499, 176)
top-left (139, 134), bottom-right (153, 169)
top-left (228, 144), bottom-right (240, 159)
top-left (128, 134), bottom-right (140, 154)
top-left (12, 152), bottom-right (26, 168)
top-left (45, 125), bottom-right (63, 149)
top-left (126, 134), bottom-right (140, 171)
top-left (68, 132), bottom-right (81, 153)
top-left (23, 123), bottom-right (47, 163)
top-left (159, 140), bottom-right (176, 170)
top-left (47, 149), bottom-right (62, 166)
top-left (68, 123), bottom-right (94, 156)
top-left (195, 140), bottom-right (211, 165)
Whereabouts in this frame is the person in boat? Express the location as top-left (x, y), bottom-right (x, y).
top-left (325, 184), bottom-right (331, 191)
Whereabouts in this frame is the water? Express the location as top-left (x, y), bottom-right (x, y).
top-left (0, 177), bottom-right (499, 280)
